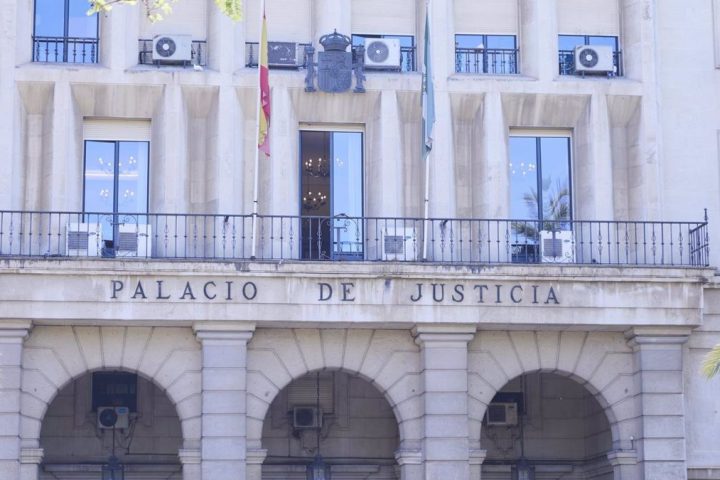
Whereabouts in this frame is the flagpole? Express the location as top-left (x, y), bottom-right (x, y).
top-left (421, 0), bottom-right (432, 261)
top-left (422, 150), bottom-right (431, 260)
top-left (250, 0), bottom-right (266, 259)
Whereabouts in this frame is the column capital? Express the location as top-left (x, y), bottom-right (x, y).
top-left (193, 322), bottom-right (255, 342)
top-left (178, 448), bottom-right (202, 465)
top-left (0, 320), bottom-right (32, 341)
top-left (394, 448), bottom-right (422, 466)
top-left (624, 327), bottom-right (691, 347)
top-left (412, 324), bottom-right (476, 345)
top-left (20, 448), bottom-right (44, 465)
top-left (469, 449), bottom-right (487, 465)
top-left (246, 448), bottom-right (268, 465)
top-left (607, 449), bottom-right (638, 466)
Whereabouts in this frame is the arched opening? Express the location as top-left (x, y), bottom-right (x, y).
top-left (261, 370), bottom-right (399, 479)
top-left (481, 372), bottom-right (614, 480)
top-left (39, 369), bottom-right (183, 479)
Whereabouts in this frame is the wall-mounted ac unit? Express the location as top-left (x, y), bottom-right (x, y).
top-left (381, 227), bottom-right (417, 261)
top-left (116, 224), bottom-right (152, 258)
top-left (152, 34), bottom-right (192, 63)
top-left (293, 406), bottom-right (322, 429)
top-left (486, 402), bottom-right (518, 426)
top-left (97, 406), bottom-right (130, 430)
top-left (66, 223), bottom-right (101, 257)
top-left (540, 230), bottom-right (574, 263)
top-left (574, 45), bottom-right (614, 73)
top-left (364, 38), bottom-right (401, 70)
top-left (267, 41), bottom-right (304, 67)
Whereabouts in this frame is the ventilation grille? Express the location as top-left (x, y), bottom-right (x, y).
top-left (67, 231), bottom-right (90, 250)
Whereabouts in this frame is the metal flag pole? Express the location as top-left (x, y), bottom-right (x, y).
top-left (250, 0), bottom-right (267, 259)
top-left (421, 0), bottom-right (433, 261)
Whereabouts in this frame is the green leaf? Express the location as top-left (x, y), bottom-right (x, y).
top-left (214, 0), bottom-right (243, 21)
top-left (702, 343), bottom-right (720, 378)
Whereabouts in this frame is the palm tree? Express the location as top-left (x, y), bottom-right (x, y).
top-left (512, 179), bottom-right (570, 240)
top-left (702, 344), bottom-right (720, 378)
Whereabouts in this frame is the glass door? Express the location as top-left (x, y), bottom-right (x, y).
top-left (300, 131), bottom-right (363, 260)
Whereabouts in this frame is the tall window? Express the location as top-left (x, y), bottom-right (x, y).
top-left (455, 34), bottom-right (518, 74)
top-left (351, 34), bottom-right (416, 72)
top-left (33, 0), bottom-right (99, 63)
top-left (558, 35), bottom-right (621, 76)
top-left (300, 131), bottom-right (363, 260)
top-left (509, 135), bottom-right (572, 262)
top-left (83, 140), bottom-right (149, 255)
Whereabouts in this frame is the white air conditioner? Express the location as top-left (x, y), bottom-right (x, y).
top-left (66, 223), bottom-right (102, 257)
top-left (152, 34), bottom-right (192, 63)
top-left (267, 41), bottom-right (304, 67)
top-left (97, 406), bottom-right (130, 430)
top-left (381, 227), bottom-right (417, 261)
top-left (486, 402), bottom-right (518, 426)
top-left (116, 224), bottom-right (152, 258)
top-left (540, 230), bottom-right (574, 263)
top-left (574, 45), bottom-right (614, 73)
top-left (364, 38), bottom-right (401, 70)
top-left (293, 406), bottom-right (322, 429)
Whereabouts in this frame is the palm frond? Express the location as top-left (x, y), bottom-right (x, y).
top-left (702, 343), bottom-right (720, 378)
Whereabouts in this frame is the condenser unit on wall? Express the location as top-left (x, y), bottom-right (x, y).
top-left (116, 224), bottom-right (152, 258)
top-left (486, 402), bottom-right (518, 426)
top-left (540, 230), bottom-right (574, 263)
top-left (267, 41), bottom-right (304, 67)
top-left (364, 38), bottom-right (401, 70)
top-left (66, 223), bottom-right (102, 257)
top-left (97, 406), bottom-right (130, 430)
top-left (381, 227), bottom-right (417, 261)
top-left (152, 34), bottom-right (192, 63)
top-left (574, 45), bottom-right (614, 74)
top-left (293, 406), bottom-right (322, 429)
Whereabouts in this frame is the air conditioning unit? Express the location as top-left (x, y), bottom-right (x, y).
top-left (152, 34), bottom-right (192, 63)
top-left (116, 224), bottom-right (152, 258)
top-left (540, 230), bottom-right (574, 263)
top-left (97, 406), bottom-right (130, 430)
top-left (364, 38), bottom-right (401, 70)
top-left (381, 227), bottom-right (417, 261)
top-left (574, 45), bottom-right (614, 74)
top-left (293, 406), bottom-right (322, 429)
top-left (267, 41), bottom-right (304, 67)
top-left (486, 402), bottom-right (518, 426)
top-left (66, 223), bottom-right (102, 257)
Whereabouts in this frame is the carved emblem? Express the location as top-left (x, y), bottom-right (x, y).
top-left (305, 30), bottom-right (365, 94)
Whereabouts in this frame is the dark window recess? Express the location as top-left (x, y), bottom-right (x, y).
top-left (92, 372), bottom-right (138, 412)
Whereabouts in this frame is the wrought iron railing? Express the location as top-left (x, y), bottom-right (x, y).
top-left (455, 48), bottom-right (519, 75)
top-left (32, 36), bottom-right (99, 64)
top-left (558, 49), bottom-right (623, 76)
top-left (0, 211), bottom-right (709, 267)
top-left (399, 46), bottom-right (416, 72)
top-left (138, 39), bottom-right (207, 66)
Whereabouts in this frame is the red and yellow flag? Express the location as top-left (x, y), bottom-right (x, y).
top-left (257, 8), bottom-right (271, 156)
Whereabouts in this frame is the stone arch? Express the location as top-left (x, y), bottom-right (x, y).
top-left (468, 331), bottom-right (636, 449)
top-left (20, 326), bottom-right (202, 451)
top-left (246, 328), bottom-right (423, 451)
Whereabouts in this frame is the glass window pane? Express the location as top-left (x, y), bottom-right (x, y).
top-left (332, 132), bottom-right (363, 257)
top-left (558, 35), bottom-right (585, 50)
top-left (588, 36), bottom-right (618, 49)
top-left (456, 34), bottom-right (485, 49)
top-left (485, 35), bottom-right (515, 50)
top-left (117, 142), bottom-right (149, 218)
top-left (34, 0), bottom-right (65, 37)
top-left (68, 0), bottom-right (98, 38)
top-left (539, 137), bottom-right (571, 226)
top-left (509, 137), bottom-right (539, 222)
top-left (84, 141), bottom-right (116, 242)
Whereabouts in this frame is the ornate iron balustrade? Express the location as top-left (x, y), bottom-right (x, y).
top-left (399, 46), bottom-right (416, 72)
top-left (138, 39), bottom-right (207, 66)
top-left (245, 42), bottom-right (312, 68)
top-left (558, 49), bottom-right (623, 76)
top-left (32, 36), bottom-right (98, 64)
top-left (0, 211), bottom-right (708, 267)
top-left (455, 48), bottom-right (519, 75)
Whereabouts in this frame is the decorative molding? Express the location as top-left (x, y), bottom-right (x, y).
top-left (394, 448), bottom-right (422, 465)
top-left (607, 449), bottom-right (638, 466)
top-left (246, 448), bottom-right (268, 465)
top-left (20, 448), bottom-right (44, 464)
top-left (178, 448), bottom-right (201, 465)
top-left (469, 448), bottom-right (488, 465)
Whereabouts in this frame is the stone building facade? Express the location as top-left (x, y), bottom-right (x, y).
top-left (1, 1), bottom-right (720, 480)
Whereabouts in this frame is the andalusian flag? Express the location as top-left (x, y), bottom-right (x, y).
top-left (258, 7), bottom-right (270, 156)
top-left (422, 5), bottom-right (435, 156)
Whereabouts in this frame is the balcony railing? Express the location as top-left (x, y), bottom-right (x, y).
top-left (455, 48), bottom-right (519, 75)
top-left (399, 46), bottom-right (416, 72)
top-left (558, 49), bottom-right (623, 76)
top-left (245, 42), bottom-right (312, 68)
top-left (32, 36), bottom-right (98, 64)
top-left (0, 211), bottom-right (709, 267)
top-left (138, 39), bottom-right (207, 66)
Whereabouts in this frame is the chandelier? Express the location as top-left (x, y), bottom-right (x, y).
top-left (303, 157), bottom-right (330, 177)
top-left (303, 191), bottom-right (328, 211)
top-left (509, 161), bottom-right (536, 176)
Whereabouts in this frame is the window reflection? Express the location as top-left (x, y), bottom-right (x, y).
top-left (300, 131), bottom-right (363, 260)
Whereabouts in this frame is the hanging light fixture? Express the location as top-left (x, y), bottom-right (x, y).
top-left (100, 410), bottom-right (125, 480)
top-left (306, 372), bottom-right (330, 480)
top-left (512, 374), bottom-right (535, 480)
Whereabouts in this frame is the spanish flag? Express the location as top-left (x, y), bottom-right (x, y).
top-left (257, 6), bottom-right (270, 156)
